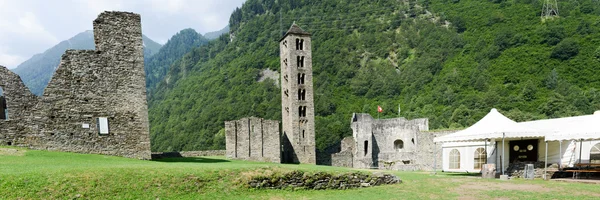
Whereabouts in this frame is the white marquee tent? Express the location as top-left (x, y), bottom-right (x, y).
top-left (435, 109), bottom-right (600, 176)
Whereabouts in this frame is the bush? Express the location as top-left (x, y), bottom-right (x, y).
top-left (551, 38), bottom-right (579, 60)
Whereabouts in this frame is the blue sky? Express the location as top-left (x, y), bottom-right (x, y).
top-left (0, 0), bottom-right (246, 69)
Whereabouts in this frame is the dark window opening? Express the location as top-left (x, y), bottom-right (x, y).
top-left (297, 56), bottom-right (304, 68)
top-left (0, 87), bottom-right (6, 120)
top-left (402, 160), bottom-right (410, 164)
top-left (284, 74), bottom-right (288, 82)
top-left (297, 73), bottom-right (305, 85)
top-left (364, 140), bottom-right (369, 156)
top-left (394, 140), bottom-right (404, 151)
top-left (302, 130), bottom-right (305, 138)
top-left (296, 38), bottom-right (304, 50)
top-left (298, 106), bottom-right (307, 117)
top-left (411, 138), bottom-right (415, 144)
top-left (297, 89), bottom-right (305, 100)
top-left (7, 141), bottom-right (12, 146)
top-left (283, 40), bottom-right (287, 48)
top-left (283, 58), bottom-right (288, 66)
top-left (284, 89), bottom-right (289, 97)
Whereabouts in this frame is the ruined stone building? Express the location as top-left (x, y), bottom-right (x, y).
top-left (332, 113), bottom-right (452, 171)
top-left (0, 11), bottom-right (151, 160)
top-left (279, 24), bottom-right (316, 164)
top-left (225, 117), bottom-right (280, 163)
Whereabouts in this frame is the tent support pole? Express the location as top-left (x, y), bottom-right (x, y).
top-left (502, 133), bottom-right (505, 175)
top-left (579, 139), bottom-right (583, 164)
top-left (485, 139), bottom-right (488, 164)
top-left (495, 142), bottom-right (498, 173)
top-left (544, 141), bottom-right (548, 180)
top-left (559, 140), bottom-right (562, 170)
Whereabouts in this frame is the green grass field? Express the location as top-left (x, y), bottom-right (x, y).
top-left (1, 147), bottom-right (599, 199)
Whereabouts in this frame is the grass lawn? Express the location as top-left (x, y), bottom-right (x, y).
top-left (1, 147), bottom-right (599, 199)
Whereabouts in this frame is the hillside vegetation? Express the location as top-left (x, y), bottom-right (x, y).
top-left (145, 29), bottom-right (209, 95)
top-left (148, 0), bottom-right (600, 152)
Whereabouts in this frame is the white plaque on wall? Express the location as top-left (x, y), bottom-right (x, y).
top-left (97, 117), bottom-right (109, 134)
top-left (82, 123), bottom-right (90, 129)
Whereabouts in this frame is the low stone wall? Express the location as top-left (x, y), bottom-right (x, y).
top-left (151, 150), bottom-right (225, 159)
top-left (248, 170), bottom-right (401, 190)
top-left (507, 161), bottom-right (558, 179)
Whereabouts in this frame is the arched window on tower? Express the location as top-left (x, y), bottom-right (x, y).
top-left (296, 38), bottom-right (304, 50)
top-left (449, 149), bottom-right (460, 169)
top-left (474, 148), bottom-right (487, 169)
top-left (297, 73), bottom-right (305, 85)
top-left (297, 89), bottom-right (305, 100)
top-left (297, 56), bottom-right (304, 68)
top-left (298, 106), bottom-right (306, 117)
top-left (591, 143), bottom-right (600, 164)
top-left (0, 87), bottom-right (7, 120)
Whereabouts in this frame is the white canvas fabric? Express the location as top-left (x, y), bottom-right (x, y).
top-left (434, 108), bottom-right (547, 143)
top-left (520, 113), bottom-right (600, 141)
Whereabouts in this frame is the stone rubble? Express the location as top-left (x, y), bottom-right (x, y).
top-left (248, 170), bottom-right (401, 190)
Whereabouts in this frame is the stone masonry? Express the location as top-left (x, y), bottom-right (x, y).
top-left (280, 24), bottom-right (316, 164)
top-left (0, 11), bottom-right (151, 160)
top-left (332, 113), bottom-right (450, 171)
top-left (225, 117), bottom-right (280, 163)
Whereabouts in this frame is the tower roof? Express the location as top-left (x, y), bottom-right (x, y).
top-left (280, 23), bottom-right (311, 41)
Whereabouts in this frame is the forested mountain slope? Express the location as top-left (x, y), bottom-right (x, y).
top-left (148, 0), bottom-right (600, 152)
top-left (145, 29), bottom-right (209, 95)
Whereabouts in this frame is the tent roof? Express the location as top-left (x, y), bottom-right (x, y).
top-left (520, 112), bottom-right (600, 141)
top-left (434, 108), bottom-right (546, 143)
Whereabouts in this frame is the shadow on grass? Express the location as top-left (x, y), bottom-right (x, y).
top-left (441, 172), bottom-right (482, 177)
top-left (153, 157), bottom-right (230, 163)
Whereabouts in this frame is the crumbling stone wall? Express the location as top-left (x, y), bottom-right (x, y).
top-left (332, 137), bottom-right (354, 167)
top-left (0, 66), bottom-right (39, 146)
top-left (225, 117), bottom-right (280, 163)
top-left (334, 113), bottom-right (449, 171)
top-left (0, 11), bottom-right (151, 160)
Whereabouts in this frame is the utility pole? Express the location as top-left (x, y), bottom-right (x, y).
top-left (541, 0), bottom-right (559, 22)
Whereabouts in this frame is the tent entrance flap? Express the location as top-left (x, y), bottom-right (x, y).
top-left (509, 139), bottom-right (539, 162)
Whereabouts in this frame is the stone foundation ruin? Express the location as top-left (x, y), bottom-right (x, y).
top-left (0, 11), bottom-right (151, 160)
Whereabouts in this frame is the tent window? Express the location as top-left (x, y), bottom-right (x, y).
top-left (474, 148), bottom-right (487, 169)
top-left (449, 149), bottom-right (460, 169)
top-left (394, 140), bottom-right (404, 151)
top-left (0, 87), bottom-right (7, 120)
top-left (591, 143), bottom-right (600, 164)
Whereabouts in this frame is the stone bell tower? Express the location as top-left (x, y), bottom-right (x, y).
top-left (280, 23), bottom-right (315, 164)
